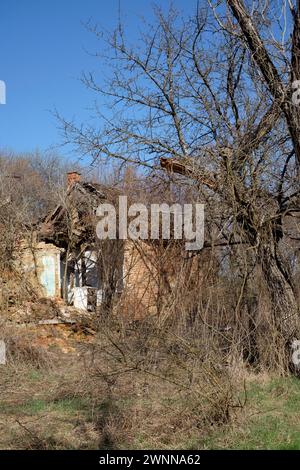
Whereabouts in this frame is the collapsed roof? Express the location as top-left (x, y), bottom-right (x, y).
top-left (38, 180), bottom-right (115, 249)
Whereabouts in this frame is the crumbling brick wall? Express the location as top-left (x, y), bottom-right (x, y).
top-left (17, 241), bottom-right (62, 299)
top-left (121, 240), bottom-right (159, 318)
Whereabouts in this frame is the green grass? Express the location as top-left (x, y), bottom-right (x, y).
top-left (2, 342), bottom-right (300, 450)
top-left (202, 376), bottom-right (300, 450)
top-left (3, 372), bottom-right (300, 450)
top-left (0, 396), bottom-right (90, 417)
top-left (22, 397), bottom-right (89, 414)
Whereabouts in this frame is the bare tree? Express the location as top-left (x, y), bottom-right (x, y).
top-left (58, 1), bottom-right (300, 367)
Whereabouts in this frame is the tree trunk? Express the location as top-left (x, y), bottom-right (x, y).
top-left (240, 215), bottom-right (299, 370)
top-left (258, 239), bottom-right (299, 342)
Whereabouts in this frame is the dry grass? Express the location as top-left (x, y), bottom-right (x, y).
top-left (0, 317), bottom-right (244, 450)
top-left (0, 312), bottom-right (298, 450)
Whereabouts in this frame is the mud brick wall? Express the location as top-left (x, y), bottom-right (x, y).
top-left (121, 240), bottom-right (159, 318)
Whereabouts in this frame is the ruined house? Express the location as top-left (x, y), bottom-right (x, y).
top-left (16, 171), bottom-right (208, 318)
top-left (18, 172), bottom-right (161, 316)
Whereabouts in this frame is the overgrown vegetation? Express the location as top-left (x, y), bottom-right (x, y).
top-left (1, 320), bottom-right (300, 450)
top-left (1, 0), bottom-right (300, 450)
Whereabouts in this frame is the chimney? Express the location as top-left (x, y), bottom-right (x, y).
top-left (67, 171), bottom-right (81, 187)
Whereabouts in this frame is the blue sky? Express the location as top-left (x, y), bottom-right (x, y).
top-left (0, 0), bottom-right (190, 161)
